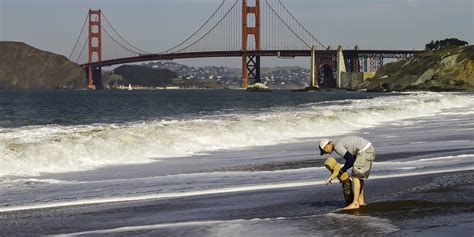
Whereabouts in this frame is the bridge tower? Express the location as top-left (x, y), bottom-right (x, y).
top-left (241, 0), bottom-right (261, 88)
top-left (87, 9), bottom-right (103, 90)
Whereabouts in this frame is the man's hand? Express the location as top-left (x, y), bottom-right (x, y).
top-left (325, 177), bottom-right (333, 185)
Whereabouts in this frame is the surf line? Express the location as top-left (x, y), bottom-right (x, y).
top-left (54, 220), bottom-right (228, 236)
top-left (0, 167), bottom-right (472, 213)
top-left (55, 219), bottom-right (256, 236)
top-left (56, 214), bottom-right (398, 236)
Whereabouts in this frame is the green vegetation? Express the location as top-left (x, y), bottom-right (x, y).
top-left (113, 65), bottom-right (176, 87)
top-left (425, 38), bottom-right (468, 51)
top-left (108, 65), bottom-right (225, 89)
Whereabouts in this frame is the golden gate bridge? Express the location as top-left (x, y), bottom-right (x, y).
top-left (68, 0), bottom-right (419, 90)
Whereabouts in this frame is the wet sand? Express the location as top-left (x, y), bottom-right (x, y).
top-left (0, 169), bottom-right (471, 236)
top-left (337, 170), bottom-right (474, 236)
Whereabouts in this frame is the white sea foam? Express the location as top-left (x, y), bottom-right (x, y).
top-left (55, 220), bottom-right (242, 236)
top-left (377, 154), bottom-right (474, 167)
top-left (0, 178), bottom-right (64, 188)
top-left (0, 92), bottom-right (473, 177)
top-left (56, 214), bottom-right (399, 236)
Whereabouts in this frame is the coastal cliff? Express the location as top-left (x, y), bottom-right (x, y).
top-left (354, 45), bottom-right (474, 91)
top-left (0, 42), bottom-right (86, 89)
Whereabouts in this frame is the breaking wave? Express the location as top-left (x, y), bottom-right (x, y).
top-left (0, 92), bottom-right (473, 177)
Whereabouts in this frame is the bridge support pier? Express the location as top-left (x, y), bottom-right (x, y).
top-left (310, 45), bottom-right (318, 88)
top-left (86, 66), bottom-right (103, 90)
top-left (336, 45), bottom-right (346, 88)
top-left (246, 55), bottom-right (261, 84)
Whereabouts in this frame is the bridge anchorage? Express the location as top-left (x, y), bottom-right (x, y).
top-left (69, 0), bottom-right (420, 90)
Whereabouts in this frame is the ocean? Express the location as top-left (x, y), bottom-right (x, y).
top-left (0, 90), bottom-right (473, 236)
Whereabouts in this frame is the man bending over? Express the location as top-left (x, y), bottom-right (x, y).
top-left (319, 136), bottom-right (375, 210)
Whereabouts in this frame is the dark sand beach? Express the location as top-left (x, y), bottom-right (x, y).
top-left (0, 167), bottom-right (471, 236)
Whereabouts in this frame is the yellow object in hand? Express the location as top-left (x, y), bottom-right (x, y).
top-left (324, 156), bottom-right (350, 183)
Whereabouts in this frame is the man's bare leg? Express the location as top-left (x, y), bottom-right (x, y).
top-left (343, 177), bottom-right (361, 210)
top-left (359, 179), bottom-right (365, 206)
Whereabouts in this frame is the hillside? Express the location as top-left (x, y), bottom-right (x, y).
top-left (0, 42), bottom-right (86, 89)
top-left (355, 45), bottom-right (474, 91)
top-left (144, 61), bottom-right (310, 89)
top-left (112, 65), bottom-right (177, 87)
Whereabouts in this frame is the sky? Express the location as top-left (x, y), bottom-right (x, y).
top-left (1, 0), bottom-right (473, 68)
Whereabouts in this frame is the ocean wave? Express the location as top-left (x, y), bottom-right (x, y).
top-left (0, 92), bottom-right (473, 177)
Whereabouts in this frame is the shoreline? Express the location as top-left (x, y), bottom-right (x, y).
top-left (2, 87), bottom-right (474, 92)
top-left (0, 91), bottom-right (472, 235)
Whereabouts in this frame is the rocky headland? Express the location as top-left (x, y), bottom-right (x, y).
top-left (355, 45), bottom-right (474, 92)
top-left (0, 42), bottom-right (86, 89)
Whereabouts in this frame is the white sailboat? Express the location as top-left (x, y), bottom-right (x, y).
top-left (128, 83), bottom-right (132, 91)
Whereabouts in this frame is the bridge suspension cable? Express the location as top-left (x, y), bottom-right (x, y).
top-left (69, 10), bottom-right (152, 64)
top-left (101, 26), bottom-right (141, 55)
top-left (160, 0), bottom-right (228, 54)
top-left (74, 34), bottom-right (88, 64)
top-left (276, 0), bottom-right (326, 49)
top-left (262, 0), bottom-right (326, 50)
top-left (69, 12), bottom-right (88, 60)
top-left (160, 0), bottom-right (241, 54)
top-left (171, 0), bottom-right (240, 54)
top-left (70, 0), bottom-right (328, 65)
top-left (101, 12), bottom-right (151, 55)
top-left (264, 0), bottom-right (311, 49)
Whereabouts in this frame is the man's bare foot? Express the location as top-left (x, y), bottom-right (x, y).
top-left (343, 203), bottom-right (360, 210)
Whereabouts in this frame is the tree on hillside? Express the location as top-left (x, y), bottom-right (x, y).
top-left (113, 65), bottom-right (176, 87)
top-left (425, 38), bottom-right (468, 50)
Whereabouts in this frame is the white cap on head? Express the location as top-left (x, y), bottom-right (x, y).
top-left (319, 139), bottom-right (330, 155)
top-left (319, 139), bottom-right (330, 149)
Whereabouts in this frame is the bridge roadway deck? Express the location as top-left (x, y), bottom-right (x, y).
top-left (81, 49), bottom-right (422, 68)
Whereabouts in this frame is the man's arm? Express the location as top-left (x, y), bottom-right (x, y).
top-left (341, 151), bottom-right (355, 172)
top-left (329, 164), bottom-right (341, 181)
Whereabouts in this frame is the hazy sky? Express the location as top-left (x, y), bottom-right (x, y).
top-left (1, 0), bottom-right (473, 68)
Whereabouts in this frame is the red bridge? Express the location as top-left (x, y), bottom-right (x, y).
top-left (69, 0), bottom-right (420, 89)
